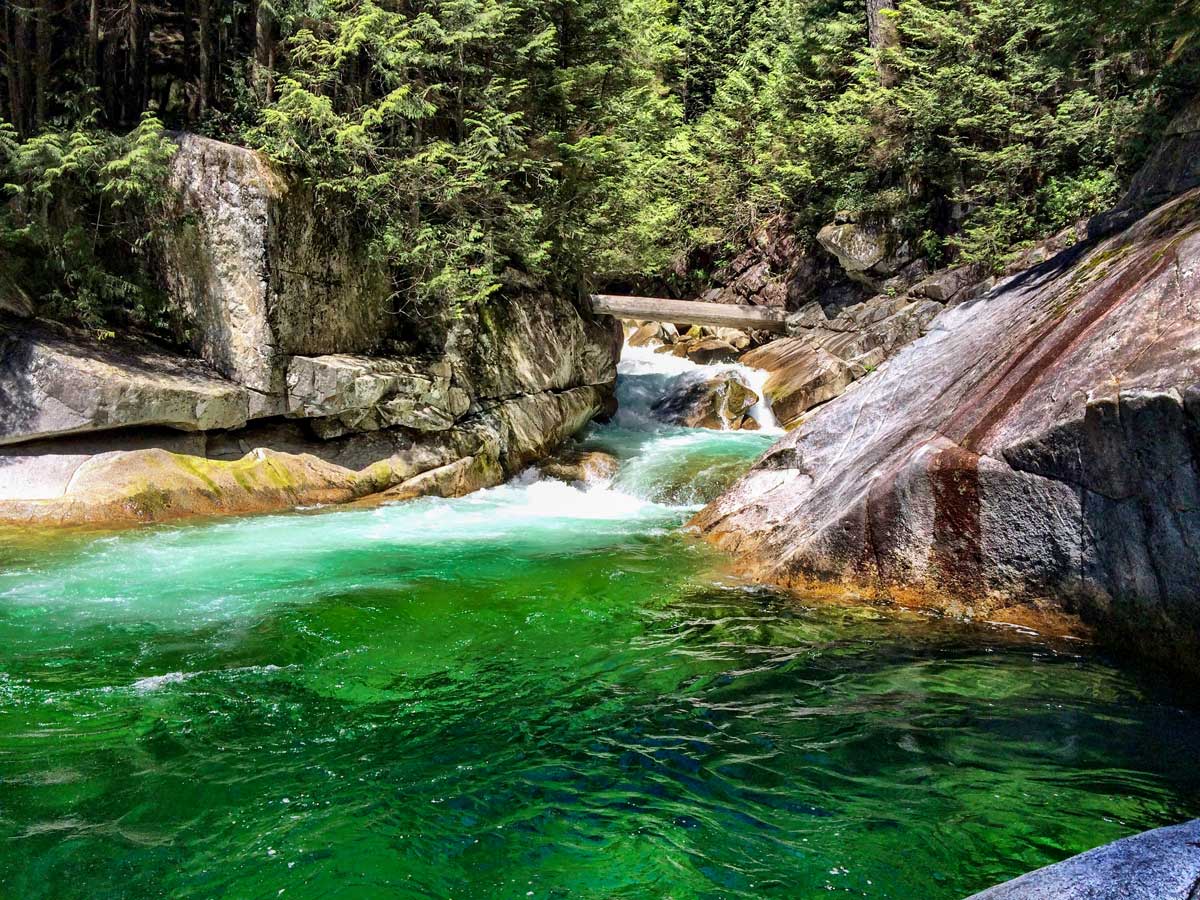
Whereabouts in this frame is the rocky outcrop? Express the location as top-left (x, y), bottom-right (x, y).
top-left (965, 819), bottom-right (1200, 899)
top-left (739, 293), bottom-right (943, 428)
top-left (159, 134), bottom-right (392, 406)
top-left (741, 340), bottom-right (855, 429)
top-left (699, 216), bottom-right (871, 314)
top-left (0, 134), bottom-right (621, 526)
top-left (537, 448), bottom-right (620, 484)
top-left (651, 371), bottom-right (760, 430)
top-left (817, 211), bottom-right (912, 285)
top-left (694, 185), bottom-right (1200, 676)
top-left (0, 321), bottom-right (249, 445)
top-left (1090, 93), bottom-right (1200, 238)
top-left (285, 355), bottom-right (470, 438)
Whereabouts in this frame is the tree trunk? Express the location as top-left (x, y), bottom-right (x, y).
top-left (197, 0), bottom-right (211, 117)
top-left (88, 0), bottom-right (100, 79)
top-left (9, 3), bottom-right (31, 136)
top-left (867, 0), bottom-right (898, 86)
top-left (254, 0), bottom-right (274, 102)
top-left (34, 0), bottom-right (52, 129)
top-left (125, 0), bottom-right (141, 122)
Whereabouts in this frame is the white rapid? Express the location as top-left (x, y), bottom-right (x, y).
top-left (0, 339), bottom-right (780, 624)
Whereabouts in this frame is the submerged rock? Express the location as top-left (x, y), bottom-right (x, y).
top-left (966, 819), bottom-right (1200, 899)
top-left (695, 184), bottom-right (1200, 677)
top-left (537, 449), bottom-right (620, 484)
top-left (651, 371), bottom-right (760, 431)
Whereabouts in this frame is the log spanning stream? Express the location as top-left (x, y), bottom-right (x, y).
top-left (1, 343), bottom-right (1199, 899)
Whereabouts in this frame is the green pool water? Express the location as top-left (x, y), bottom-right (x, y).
top-left (1, 347), bottom-right (1198, 899)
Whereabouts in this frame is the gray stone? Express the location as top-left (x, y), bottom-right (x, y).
top-left (785, 301), bottom-right (829, 333)
top-left (286, 354), bottom-right (470, 438)
top-left (538, 449), bottom-right (620, 484)
top-left (695, 186), bottom-right (1200, 677)
top-left (157, 135), bottom-right (283, 394)
top-left (0, 384), bottom-right (609, 526)
top-left (158, 134), bottom-right (392, 398)
top-left (817, 216), bottom-right (913, 286)
top-left (965, 819), bottom-right (1200, 900)
top-left (0, 323), bottom-right (248, 447)
top-left (911, 263), bottom-right (986, 302)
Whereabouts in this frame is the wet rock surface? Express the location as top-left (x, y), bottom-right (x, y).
top-left (965, 819), bottom-right (1200, 900)
top-left (695, 185), bottom-right (1200, 678)
top-left (537, 449), bottom-right (620, 484)
top-left (651, 371), bottom-right (760, 431)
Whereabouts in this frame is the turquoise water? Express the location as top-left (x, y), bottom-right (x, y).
top-left (0, 346), bottom-right (1198, 899)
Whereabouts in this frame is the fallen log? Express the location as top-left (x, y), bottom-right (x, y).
top-left (589, 294), bottom-right (788, 333)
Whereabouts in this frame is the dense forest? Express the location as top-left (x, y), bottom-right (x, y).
top-left (1, 0), bottom-right (1198, 332)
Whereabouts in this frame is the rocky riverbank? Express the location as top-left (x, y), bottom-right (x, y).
top-left (0, 135), bottom-right (621, 527)
top-left (692, 95), bottom-right (1200, 681)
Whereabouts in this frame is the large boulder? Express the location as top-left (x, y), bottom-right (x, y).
top-left (445, 279), bottom-right (622, 402)
top-left (652, 371), bottom-right (760, 430)
top-left (285, 354), bottom-right (471, 438)
top-left (0, 321), bottom-right (248, 446)
top-left (158, 134), bottom-right (392, 406)
top-left (741, 339), bottom-right (855, 429)
top-left (537, 448), bottom-right (620, 484)
top-left (817, 211), bottom-right (913, 288)
top-left (965, 820), bottom-right (1200, 900)
top-left (695, 186), bottom-right (1200, 677)
top-left (745, 293), bottom-right (943, 429)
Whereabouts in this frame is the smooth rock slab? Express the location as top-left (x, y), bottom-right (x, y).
top-left (965, 819), bottom-right (1200, 899)
top-left (0, 385), bottom-right (608, 526)
top-left (0, 323), bottom-right (248, 446)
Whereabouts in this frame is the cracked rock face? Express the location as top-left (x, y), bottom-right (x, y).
top-left (694, 186), bottom-right (1200, 677)
top-left (158, 134), bottom-right (392, 403)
